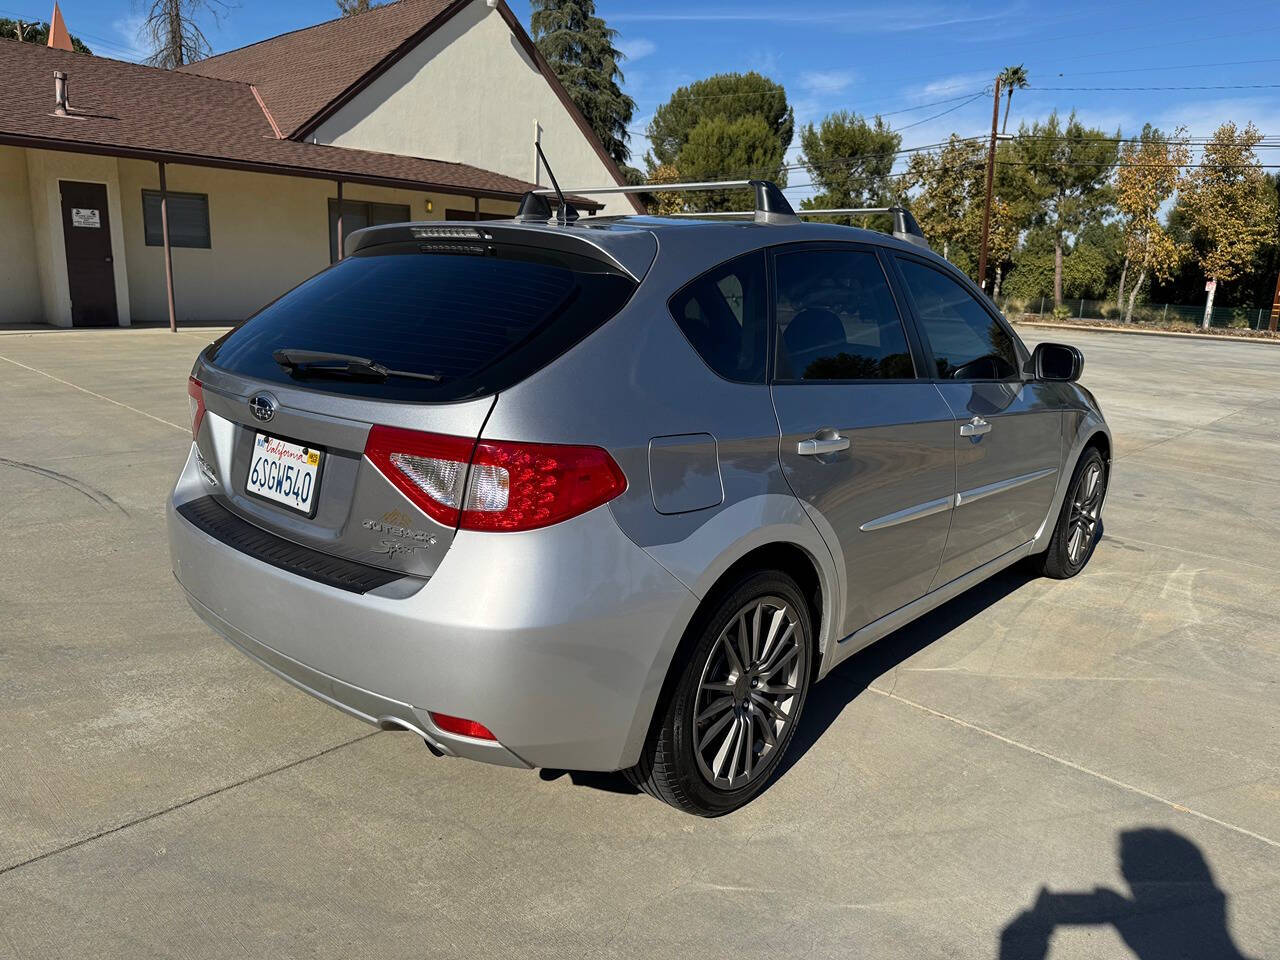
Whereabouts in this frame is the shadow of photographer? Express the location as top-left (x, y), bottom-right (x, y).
top-left (1000, 828), bottom-right (1255, 959)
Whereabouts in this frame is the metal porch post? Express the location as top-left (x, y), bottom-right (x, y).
top-left (158, 161), bottom-right (177, 333)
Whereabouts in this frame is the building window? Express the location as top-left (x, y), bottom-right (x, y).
top-left (329, 199), bottom-right (410, 262)
top-left (142, 190), bottom-right (211, 248)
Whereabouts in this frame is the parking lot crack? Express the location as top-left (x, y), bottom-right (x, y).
top-left (0, 353), bottom-right (188, 434)
top-left (0, 731), bottom-right (379, 879)
top-left (868, 687), bottom-right (1280, 852)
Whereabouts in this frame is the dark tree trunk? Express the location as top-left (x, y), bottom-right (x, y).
top-left (1053, 234), bottom-right (1064, 308)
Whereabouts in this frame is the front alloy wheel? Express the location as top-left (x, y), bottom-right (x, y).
top-left (1037, 446), bottom-right (1108, 579)
top-left (626, 570), bottom-right (813, 816)
top-left (1066, 459), bottom-right (1104, 567)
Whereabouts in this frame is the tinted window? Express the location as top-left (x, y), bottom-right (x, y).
top-left (669, 251), bottom-right (768, 383)
top-left (774, 249), bottom-right (914, 381)
top-left (897, 259), bottom-right (1020, 380)
top-left (143, 190), bottom-right (209, 248)
top-left (208, 242), bottom-right (636, 402)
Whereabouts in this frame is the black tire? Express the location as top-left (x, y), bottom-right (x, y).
top-left (625, 569), bottom-right (813, 816)
top-left (1033, 446), bottom-right (1107, 580)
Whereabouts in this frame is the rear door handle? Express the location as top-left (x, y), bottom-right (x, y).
top-left (959, 416), bottom-right (992, 437)
top-left (797, 435), bottom-right (850, 455)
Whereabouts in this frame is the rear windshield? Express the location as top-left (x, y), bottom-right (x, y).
top-left (206, 241), bottom-right (637, 402)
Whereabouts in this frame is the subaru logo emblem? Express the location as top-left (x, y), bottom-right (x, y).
top-left (248, 393), bottom-right (277, 423)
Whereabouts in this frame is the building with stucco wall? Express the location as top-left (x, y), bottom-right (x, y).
top-left (0, 0), bottom-right (638, 328)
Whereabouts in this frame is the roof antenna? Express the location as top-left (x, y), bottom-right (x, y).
top-left (535, 141), bottom-right (578, 225)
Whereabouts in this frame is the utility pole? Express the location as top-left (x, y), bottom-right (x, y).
top-left (977, 75), bottom-right (1002, 293)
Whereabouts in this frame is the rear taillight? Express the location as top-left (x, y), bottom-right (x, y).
top-left (363, 426), bottom-right (626, 532)
top-left (187, 377), bottom-right (205, 440)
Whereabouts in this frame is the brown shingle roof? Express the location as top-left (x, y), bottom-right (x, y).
top-left (0, 40), bottom-right (565, 201)
top-left (178, 0), bottom-right (458, 138)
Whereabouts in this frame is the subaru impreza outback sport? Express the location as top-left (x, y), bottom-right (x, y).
top-left (168, 189), bottom-right (1109, 816)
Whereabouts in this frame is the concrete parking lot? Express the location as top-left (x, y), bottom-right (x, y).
top-left (1, 325), bottom-right (1277, 959)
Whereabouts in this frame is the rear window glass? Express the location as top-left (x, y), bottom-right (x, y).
top-left (207, 242), bottom-right (637, 402)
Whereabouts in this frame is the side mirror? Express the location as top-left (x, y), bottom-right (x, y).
top-left (1031, 342), bottom-right (1084, 382)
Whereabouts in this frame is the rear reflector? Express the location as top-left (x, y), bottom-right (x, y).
top-left (428, 712), bottom-right (496, 741)
top-left (187, 377), bottom-right (206, 441)
top-left (364, 426), bottom-right (626, 532)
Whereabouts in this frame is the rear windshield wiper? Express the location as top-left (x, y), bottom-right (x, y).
top-left (272, 349), bottom-right (442, 382)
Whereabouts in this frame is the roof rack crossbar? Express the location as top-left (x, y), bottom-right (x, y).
top-left (531, 179), bottom-right (798, 225)
top-left (667, 204), bottom-right (930, 249)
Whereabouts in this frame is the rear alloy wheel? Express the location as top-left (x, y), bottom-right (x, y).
top-left (1036, 447), bottom-right (1107, 579)
top-left (626, 570), bottom-right (812, 816)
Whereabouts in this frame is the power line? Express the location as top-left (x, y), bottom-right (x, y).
top-left (1027, 83), bottom-right (1280, 92)
top-left (997, 159), bottom-right (1280, 169)
top-left (889, 93), bottom-right (988, 132)
top-left (1053, 56), bottom-right (1280, 77)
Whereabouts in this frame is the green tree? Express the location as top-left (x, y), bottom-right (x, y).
top-left (797, 112), bottom-right (900, 222)
top-left (531, 0), bottom-right (634, 166)
top-left (997, 64), bottom-right (1029, 134)
top-left (673, 113), bottom-right (787, 211)
top-left (904, 135), bottom-right (1022, 289)
top-left (0, 18), bottom-right (92, 52)
top-left (646, 72), bottom-right (793, 171)
top-left (904, 135), bottom-right (984, 260)
top-left (1009, 112), bottom-right (1118, 307)
top-left (1180, 122), bottom-right (1277, 328)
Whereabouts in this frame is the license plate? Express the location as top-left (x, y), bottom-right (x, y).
top-left (246, 433), bottom-right (324, 517)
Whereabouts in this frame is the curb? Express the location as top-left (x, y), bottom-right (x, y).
top-left (1011, 320), bottom-right (1280, 346)
top-left (0, 326), bottom-right (232, 338)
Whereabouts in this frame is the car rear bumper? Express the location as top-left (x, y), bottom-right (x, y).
top-left (168, 446), bottom-right (698, 771)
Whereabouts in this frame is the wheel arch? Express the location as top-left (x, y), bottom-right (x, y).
top-left (1031, 412), bottom-right (1111, 553)
top-left (619, 532), bottom-right (834, 771)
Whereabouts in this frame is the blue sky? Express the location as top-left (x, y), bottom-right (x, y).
top-left (15, 0), bottom-right (1280, 200)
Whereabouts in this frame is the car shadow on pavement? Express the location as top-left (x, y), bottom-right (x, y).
top-left (541, 563), bottom-right (1042, 801)
top-left (999, 827), bottom-right (1256, 959)
top-left (774, 563), bottom-right (1037, 784)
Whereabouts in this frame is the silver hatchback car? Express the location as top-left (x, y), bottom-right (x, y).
top-left (168, 184), bottom-right (1109, 815)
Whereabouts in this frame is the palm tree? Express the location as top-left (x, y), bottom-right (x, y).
top-left (998, 64), bottom-right (1029, 134)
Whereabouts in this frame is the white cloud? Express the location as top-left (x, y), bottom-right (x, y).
top-left (913, 71), bottom-right (993, 101)
top-left (111, 14), bottom-right (151, 62)
top-left (747, 48), bottom-right (783, 76)
top-left (617, 38), bottom-right (656, 62)
top-left (800, 70), bottom-right (856, 95)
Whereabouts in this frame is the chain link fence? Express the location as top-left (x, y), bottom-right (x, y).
top-left (998, 296), bottom-right (1277, 332)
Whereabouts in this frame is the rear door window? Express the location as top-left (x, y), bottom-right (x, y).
top-left (774, 248), bottom-right (915, 381)
top-left (895, 258), bottom-right (1021, 381)
top-left (668, 251), bottom-right (769, 383)
top-left (207, 242), bottom-right (637, 402)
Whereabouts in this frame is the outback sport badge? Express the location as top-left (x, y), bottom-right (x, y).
top-left (248, 393), bottom-right (277, 423)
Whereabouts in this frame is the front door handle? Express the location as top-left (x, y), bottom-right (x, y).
top-left (797, 435), bottom-right (850, 456)
top-left (959, 416), bottom-right (992, 437)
